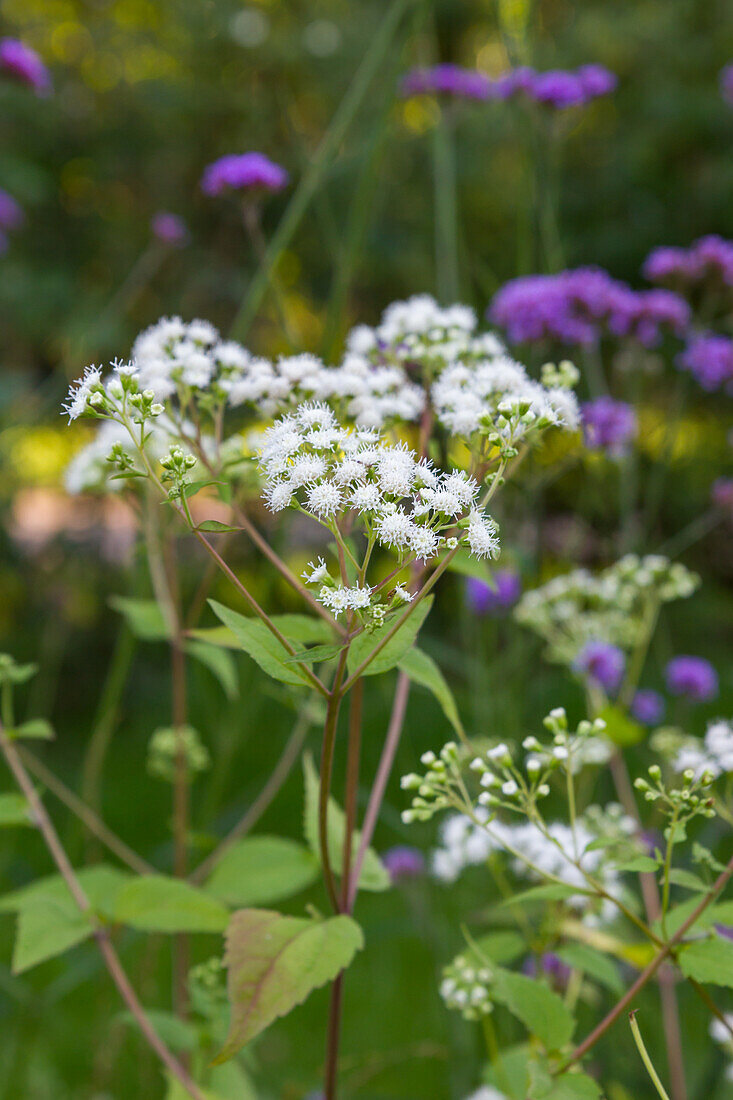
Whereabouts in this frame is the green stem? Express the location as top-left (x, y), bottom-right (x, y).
top-left (629, 1012), bottom-right (672, 1100)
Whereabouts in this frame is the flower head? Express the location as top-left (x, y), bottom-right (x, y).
top-left (582, 397), bottom-right (637, 455)
top-left (465, 571), bottom-right (521, 616)
top-left (666, 656), bottom-right (718, 703)
top-left (678, 334), bottom-right (733, 393)
top-left (400, 64), bottom-right (492, 101)
top-left (574, 639), bottom-right (625, 693)
top-left (382, 845), bottom-right (426, 883)
top-left (201, 152), bottom-right (288, 196)
top-left (632, 689), bottom-right (665, 726)
top-left (151, 211), bottom-right (189, 246)
top-left (0, 39), bottom-right (51, 94)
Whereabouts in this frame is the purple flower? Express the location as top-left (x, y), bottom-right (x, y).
top-left (582, 397), bottom-right (637, 455)
top-left (665, 656), bottom-right (718, 703)
top-left (711, 477), bottom-right (733, 516)
top-left (678, 334), bottom-right (733, 392)
top-left (632, 689), bottom-right (665, 726)
top-left (0, 39), bottom-right (51, 94)
top-left (576, 64), bottom-right (618, 98)
top-left (0, 189), bottom-right (23, 242)
top-left (574, 640), bottom-right (625, 693)
top-left (720, 64), bottom-right (733, 106)
top-left (715, 924), bottom-right (733, 941)
top-left (489, 267), bottom-right (688, 348)
top-left (644, 235), bottom-right (733, 288)
top-left (465, 571), bottom-right (522, 616)
top-left (523, 952), bottom-right (572, 990)
top-left (201, 153), bottom-right (288, 197)
top-left (642, 246), bottom-right (693, 284)
top-left (151, 211), bottom-right (189, 246)
top-left (400, 64), bottom-right (492, 101)
top-left (382, 845), bottom-right (425, 883)
top-left (493, 64), bottom-right (615, 108)
top-left (530, 69), bottom-right (587, 108)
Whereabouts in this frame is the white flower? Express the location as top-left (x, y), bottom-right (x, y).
top-left (318, 583), bottom-right (373, 618)
top-left (394, 584), bottom-right (413, 603)
top-left (62, 365), bottom-right (103, 421)
top-left (466, 511), bottom-right (500, 560)
top-left (305, 481), bottom-right (343, 518)
top-left (302, 558), bottom-right (329, 585)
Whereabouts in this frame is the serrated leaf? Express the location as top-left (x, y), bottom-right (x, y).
top-left (667, 868), bottom-right (709, 892)
top-left (347, 597), bottom-right (433, 677)
top-left (614, 856), bottom-right (660, 873)
top-left (0, 792), bottom-right (33, 826)
top-left (204, 837), bottom-right (319, 907)
top-left (269, 615), bottom-right (333, 645)
top-left (0, 864), bottom-right (130, 916)
top-left (468, 930), bottom-right (525, 966)
top-left (110, 596), bottom-right (170, 641)
top-left (9, 719), bottom-right (55, 741)
top-left (13, 896), bottom-right (93, 973)
top-left (282, 644), bottom-right (345, 666)
top-left (492, 968), bottom-right (575, 1050)
top-left (678, 936), bottom-right (733, 987)
top-left (114, 875), bottom-right (229, 933)
top-left (213, 908), bottom-right (363, 1062)
top-left (303, 755), bottom-right (389, 892)
top-left (398, 646), bottom-right (464, 737)
top-left (597, 704), bottom-right (644, 747)
top-left (555, 943), bottom-right (623, 994)
top-left (483, 1042), bottom-right (531, 1100)
top-left (543, 1072), bottom-right (602, 1100)
top-left (186, 639), bottom-right (238, 700)
top-left (208, 601), bottom-right (311, 688)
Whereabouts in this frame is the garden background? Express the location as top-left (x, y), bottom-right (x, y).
top-left (1, 0), bottom-right (732, 1097)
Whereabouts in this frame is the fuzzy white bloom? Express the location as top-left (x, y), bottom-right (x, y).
top-left (394, 584), bottom-right (413, 603)
top-left (62, 365), bottom-right (103, 421)
top-left (467, 511), bottom-right (500, 560)
top-left (318, 583), bottom-right (373, 618)
top-left (675, 719), bottom-right (733, 779)
top-left (464, 1088), bottom-right (508, 1100)
top-left (302, 558), bottom-right (329, 585)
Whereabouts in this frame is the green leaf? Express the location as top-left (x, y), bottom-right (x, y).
top-left (118, 1009), bottom-right (198, 1052)
top-left (208, 1061), bottom-right (258, 1100)
top-left (185, 639), bottom-right (238, 700)
top-left (597, 704), bottom-right (644, 747)
top-left (492, 968), bottom-right (575, 1050)
top-left (269, 615), bottom-right (333, 645)
top-left (347, 596), bottom-right (433, 677)
top-left (444, 548), bottom-right (495, 582)
top-left (555, 943), bottom-right (623, 994)
top-left (543, 1072), bottom-right (602, 1100)
top-left (613, 856), bottom-right (660, 873)
top-left (303, 755), bottom-right (389, 892)
top-left (282, 643), bottom-right (345, 666)
top-left (13, 896), bottom-right (93, 973)
top-left (110, 596), bottom-right (170, 641)
top-left (204, 837), bottom-right (320, 907)
top-left (484, 1042), bottom-right (531, 1100)
top-left (0, 864), bottom-right (130, 917)
top-left (208, 601), bottom-right (311, 688)
top-left (213, 908), bottom-right (363, 1062)
top-left (164, 1074), bottom-right (226, 1100)
top-left (398, 646), bottom-right (464, 737)
top-left (500, 883), bottom-right (589, 906)
top-left (0, 792), bottom-right (33, 827)
top-left (678, 936), bottom-right (733, 987)
top-left (667, 868), bottom-right (709, 892)
top-left (9, 719), bottom-right (55, 741)
top-left (469, 930), bottom-right (526, 966)
top-left (692, 843), bottom-right (726, 874)
top-left (114, 875), bottom-right (230, 934)
top-left (196, 520), bottom-right (241, 533)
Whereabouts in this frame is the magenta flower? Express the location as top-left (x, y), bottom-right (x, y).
top-left (400, 64), bottom-right (492, 101)
top-left (632, 689), bottom-right (665, 726)
top-left (0, 38), bottom-right (51, 94)
top-left (151, 211), bottom-right (189, 246)
top-left (0, 189), bottom-right (23, 231)
top-left (665, 656), bottom-right (718, 703)
top-left (495, 63), bottom-right (616, 108)
top-left (382, 846), bottom-right (425, 883)
top-left (465, 571), bottom-right (522, 616)
top-left (582, 397), bottom-right (636, 455)
top-left (574, 640), bottom-right (625, 693)
top-left (645, 235), bottom-right (733, 289)
top-left (200, 153), bottom-right (289, 197)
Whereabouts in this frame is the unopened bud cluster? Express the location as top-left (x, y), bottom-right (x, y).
top-left (401, 743), bottom-right (465, 823)
top-left (440, 954), bottom-right (494, 1020)
top-left (147, 725), bottom-right (210, 783)
top-left (634, 762), bottom-right (716, 828)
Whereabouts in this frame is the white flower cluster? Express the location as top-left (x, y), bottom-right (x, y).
top-left (515, 555), bottom-right (700, 665)
top-left (258, 403), bottom-right (500, 581)
top-left (431, 806), bottom-right (632, 920)
top-left (675, 719), bottom-right (733, 779)
top-left (440, 955), bottom-right (494, 1020)
top-left (463, 1089), bottom-right (507, 1100)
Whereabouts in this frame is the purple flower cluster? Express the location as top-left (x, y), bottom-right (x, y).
top-left (582, 397), bottom-right (637, 455)
top-left (522, 952), bottom-right (572, 989)
top-left (574, 639), bottom-right (625, 693)
top-left (643, 235), bottom-right (733, 288)
top-left (400, 64), bottom-right (492, 101)
top-left (0, 38), bottom-right (51, 95)
top-left (665, 656), bottom-right (718, 703)
top-left (0, 188), bottom-right (23, 253)
top-left (400, 63), bottom-right (616, 108)
top-left (711, 477), bottom-right (733, 516)
top-left (678, 334), bottom-right (733, 392)
top-left (200, 153), bottom-right (288, 197)
top-left (465, 571), bottom-right (522, 616)
top-left (381, 845), bottom-right (425, 883)
top-left (632, 689), bottom-right (665, 726)
top-left (151, 211), bottom-right (189, 246)
top-left (721, 64), bottom-right (733, 106)
top-left (489, 268), bottom-right (690, 347)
